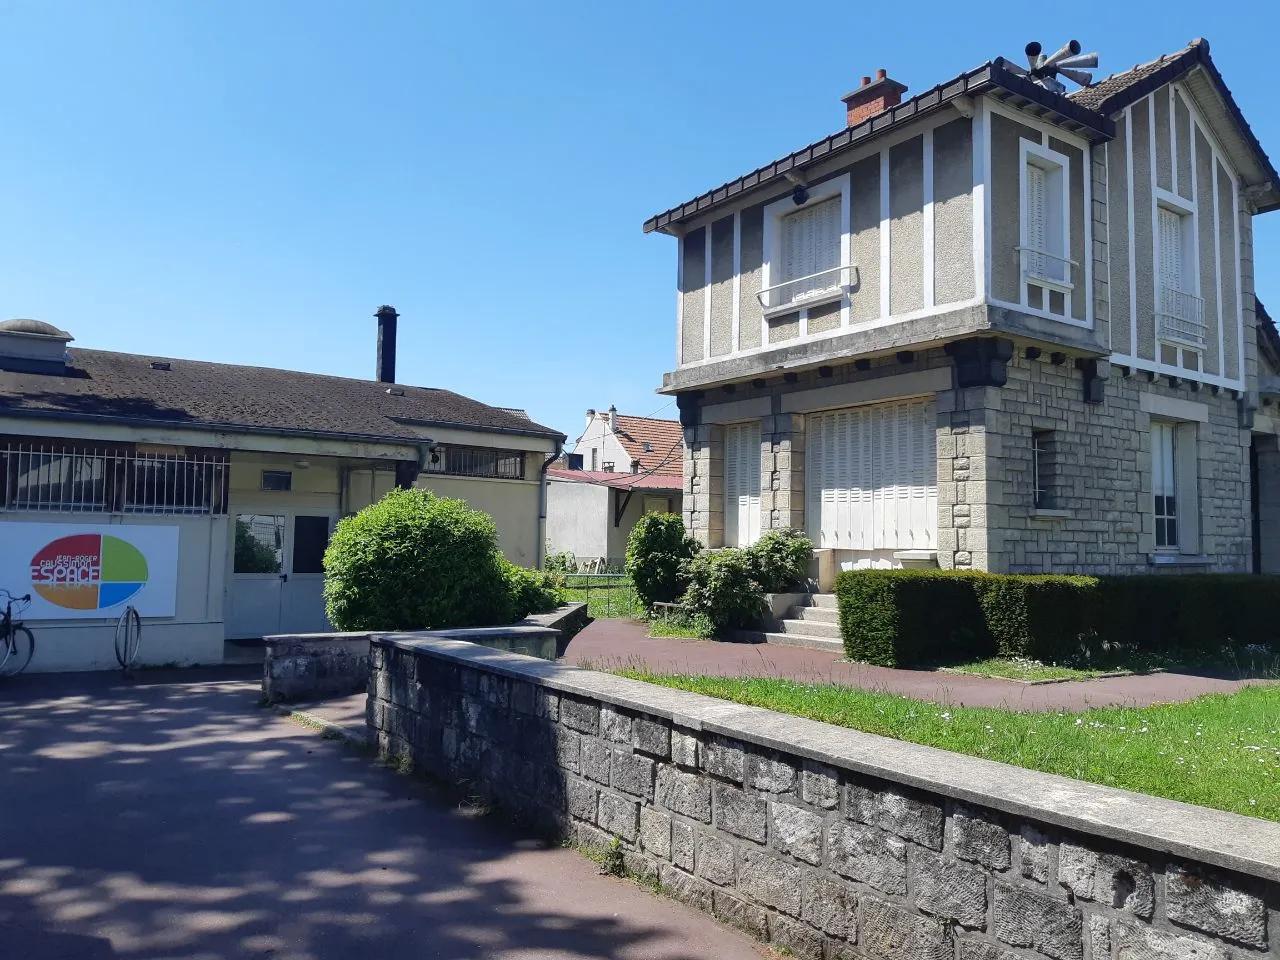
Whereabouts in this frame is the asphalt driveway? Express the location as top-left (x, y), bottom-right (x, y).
top-left (0, 667), bottom-right (766, 960)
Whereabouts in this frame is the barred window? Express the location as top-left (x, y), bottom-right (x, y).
top-left (1, 440), bottom-right (228, 515)
top-left (424, 445), bottom-right (526, 480)
top-left (1032, 430), bottom-right (1059, 510)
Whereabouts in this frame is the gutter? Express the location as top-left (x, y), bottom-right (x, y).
top-left (536, 440), bottom-right (563, 568)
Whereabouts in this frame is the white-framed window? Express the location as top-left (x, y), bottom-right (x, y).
top-left (1150, 419), bottom-right (1199, 554)
top-left (1019, 141), bottom-right (1072, 318)
top-left (759, 176), bottom-right (850, 315)
top-left (1155, 197), bottom-right (1204, 371)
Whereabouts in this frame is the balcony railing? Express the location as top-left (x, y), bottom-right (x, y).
top-left (756, 264), bottom-right (855, 314)
top-left (1156, 285), bottom-right (1207, 347)
top-left (1017, 246), bottom-right (1076, 291)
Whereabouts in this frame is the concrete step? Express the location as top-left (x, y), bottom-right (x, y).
top-left (780, 618), bottom-right (841, 640)
top-left (791, 605), bottom-right (839, 624)
top-left (760, 631), bottom-right (844, 654)
top-left (809, 593), bottom-right (838, 610)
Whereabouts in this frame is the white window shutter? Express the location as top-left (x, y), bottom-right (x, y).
top-left (1158, 208), bottom-right (1182, 293)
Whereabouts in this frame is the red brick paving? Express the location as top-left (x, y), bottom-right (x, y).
top-left (561, 618), bottom-right (1270, 712)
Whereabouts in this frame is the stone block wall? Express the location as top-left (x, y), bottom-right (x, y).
top-left (263, 633), bottom-right (371, 703)
top-left (761, 413), bottom-right (805, 532)
top-left (963, 353), bottom-right (1251, 574)
top-left (369, 635), bottom-right (1280, 960)
top-left (684, 423), bottom-right (724, 547)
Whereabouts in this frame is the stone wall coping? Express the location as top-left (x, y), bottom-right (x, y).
top-left (372, 633), bottom-right (1280, 884)
top-left (264, 631), bottom-right (371, 646)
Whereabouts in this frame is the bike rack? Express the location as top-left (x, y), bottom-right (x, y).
top-left (114, 606), bottom-right (142, 673)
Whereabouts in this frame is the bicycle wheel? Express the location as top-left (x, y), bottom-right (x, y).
top-left (0, 626), bottom-right (34, 677)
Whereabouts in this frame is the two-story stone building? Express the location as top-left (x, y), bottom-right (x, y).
top-left (646, 39), bottom-right (1279, 578)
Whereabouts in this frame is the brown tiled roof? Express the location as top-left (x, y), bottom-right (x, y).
top-left (610, 414), bottom-right (684, 477)
top-left (1067, 42), bottom-right (1200, 112)
top-left (546, 468), bottom-right (683, 492)
top-left (0, 348), bottom-right (564, 443)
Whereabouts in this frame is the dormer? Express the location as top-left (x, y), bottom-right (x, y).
top-left (0, 319), bottom-right (74, 376)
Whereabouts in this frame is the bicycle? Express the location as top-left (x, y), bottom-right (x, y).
top-left (0, 589), bottom-right (35, 677)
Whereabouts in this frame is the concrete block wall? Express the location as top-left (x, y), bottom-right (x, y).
top-left (369, 636), bottom-right (1280, 960)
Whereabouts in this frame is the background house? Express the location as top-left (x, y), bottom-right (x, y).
top-left (0, 308), bottom-right (564, 671)
top-left (646, 39), bottom-right (1279, 578)
top-left (545, 408), bottom-right (682, 568)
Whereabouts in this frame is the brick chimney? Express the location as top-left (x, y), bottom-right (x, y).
top-left (841, 69), bottom-right (908, 127)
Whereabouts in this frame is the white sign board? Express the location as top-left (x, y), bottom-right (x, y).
top-left (0, 523), bottom-right (180, 620)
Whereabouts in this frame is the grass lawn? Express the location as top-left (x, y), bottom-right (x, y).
top-left (562, 576), bottom-right (643, 619)
top-left (944, 646), bottom-right (1280, 683)
top-left (615, 670), bottom-right (1280, 821)
top-left (942, 657), bottom-right (1132, 682)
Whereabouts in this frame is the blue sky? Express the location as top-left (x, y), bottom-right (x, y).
top-left (2, 1), bottom-right (1275, 445)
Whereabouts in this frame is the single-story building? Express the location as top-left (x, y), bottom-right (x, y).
top-left (545, 407), bottom-right (683, 568)
top-left (0, 308), bottom-right (564, 672)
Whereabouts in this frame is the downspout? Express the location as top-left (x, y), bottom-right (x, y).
top-left (395, 439), bottom-right (435, 490)
top-left (537, 439), bottom-right (563, 569)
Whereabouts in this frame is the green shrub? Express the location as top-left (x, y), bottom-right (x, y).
top-left (504, 562), bottom-right (565, 620)
top-left (682, 549), bottom-right (767, 634)
top-left (323, 488), bottom-right (512, 631)
top-left (543, 549), bottom-right (579, 574)
top-left (649, 609), bottom-right (715, 640)
top-left (836, 568), bottom-right (1280, 668)
top-left (837, 570), bottom-right (990, 667)
top-left (626, 513), bottom-right (700, 610)
top-left (746, 528), bottom-right (814, 593)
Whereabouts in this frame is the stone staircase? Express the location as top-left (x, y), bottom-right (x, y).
top-left (741, 594), bottom-right (843, 654)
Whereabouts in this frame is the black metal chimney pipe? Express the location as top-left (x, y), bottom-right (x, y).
top-left (375, 305), bottom-right (398, 383)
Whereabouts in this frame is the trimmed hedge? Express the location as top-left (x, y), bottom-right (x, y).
top-left (836, 569), bottom-right (1280, 668)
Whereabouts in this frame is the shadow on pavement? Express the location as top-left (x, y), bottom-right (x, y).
top-left (0, 669), bottom-right (760, 960)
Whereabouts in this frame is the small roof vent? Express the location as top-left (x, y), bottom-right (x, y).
top-left (0, 318), bottom-right (74, 375)
top-left (386, 386), bottom-right (405, 396)
top-left (150, 360), bottom-right (171, 371)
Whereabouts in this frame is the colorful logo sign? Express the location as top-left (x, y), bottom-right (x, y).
top-left (30, 534), bottom-right (150, 611)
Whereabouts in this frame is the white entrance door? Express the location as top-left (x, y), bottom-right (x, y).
top-left (806, 398), bottom-right (937, 552)
top-left (228, 512), bottom-right (335, 638)
top-left (724, 423), bottom-right (761, 547)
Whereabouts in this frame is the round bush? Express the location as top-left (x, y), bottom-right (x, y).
top-left (504, 561), bottom-right (565, 619)
top-left (682, 549), bottom-right (766, 634)
top-left (747, 528), bottom-right (814, 593)
top-left (625, 513), bottom-right (701, 609)
top-left (323, 488), bottom-right (513, 631)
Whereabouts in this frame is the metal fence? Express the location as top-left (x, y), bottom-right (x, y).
top-left (562, 573), bottom-right (644, 620)
top-left (1, 440), bottom-right (229, 515)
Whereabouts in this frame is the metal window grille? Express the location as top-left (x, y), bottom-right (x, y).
top-left (1032, 430), bottom-right (1057, 510)
top-left (1, 440), bottom-right (229, 515)
top-left (424, 445), bottom-right (525, 480)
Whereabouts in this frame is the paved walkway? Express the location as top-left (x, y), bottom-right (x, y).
top-left (561, 619), bottom-right (1268, 711)
top-left (0, 667), bottom-right (767, 960)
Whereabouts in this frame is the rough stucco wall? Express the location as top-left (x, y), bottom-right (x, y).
top-left (1049, 137), bottom-right (1087, 322)
top-left (1196, 127), bottom-right (1221, 376)
top-left (1219, 162), bottom-right (1239, 381)
top-left (1174, 92), bottom-right (1193, 201)
top-left (606, 488), bottom-right (680, 564)
top-left (738, 205), bottom-right (764, 351)
top-left (419, 474), bottom-right (542, 565)
top-left (769, 311), bottom-right (800, 344)
top-left (1108, 126), bottom-right (1132, 357)
top-left (545, 480), bottom-right (608, 562)
top-left (1154, 90), bottom-right (1172, 193)
top-left (807, 300), bottom-right (841, 335)
top-left (889, 136), bottom-right (923, 315)
top-left (849, 155), bottom-right (881, 322)
top-left (1090, 145), bottom-right (1109, 353)
top-left (932, 118), bottom-right (973, 306)
top-left (681, 227), bottom-right (706, 365)
top-left (1131, 99), bottom-right (1155, 363)
top-left (990, 114), bottom-right (1040, 304)
top-left (709, 216), bottom-right (735, 357)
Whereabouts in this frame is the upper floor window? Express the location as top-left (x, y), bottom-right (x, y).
top-left (760, 177), bottom-right (850, 314)
top-left (1020, 142), bottom-right (1072, 318)
top-left (425, 444), bottom-right (526, 480)
top-left (780, 197), bottom-right (841, 306)
top-left (1155, 201), bottom-right (1204, 371)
